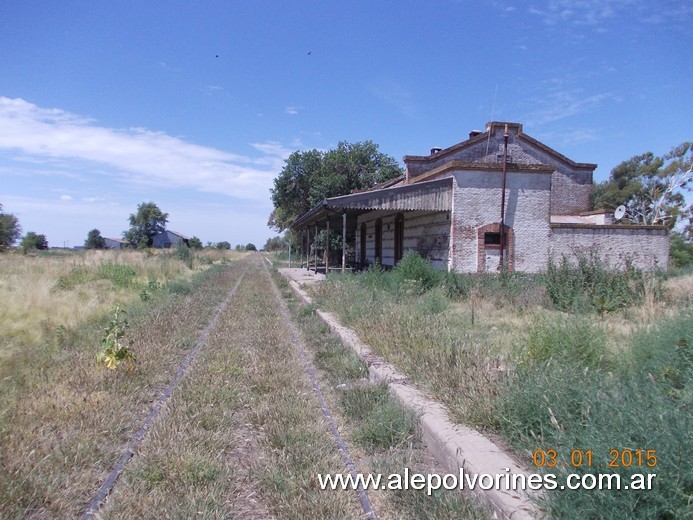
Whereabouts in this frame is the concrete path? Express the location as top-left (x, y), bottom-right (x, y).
top-left (278, 267), bottom-right (326, 286)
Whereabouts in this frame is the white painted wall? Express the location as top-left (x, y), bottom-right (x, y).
top-left (449, 169), bottom-right (552, 273)
top-left (550, 226), bottom-right (669, 270)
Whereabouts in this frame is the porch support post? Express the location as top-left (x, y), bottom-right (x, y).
top-left (314, 224), bottom-right (318, 275)
top-left (342, 212), bottom-right (347, 273)
top-left (326, 219), bottom-right (330, 271)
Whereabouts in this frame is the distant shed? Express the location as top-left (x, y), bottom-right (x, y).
top-left (152, 230), bottom-right (189, 249)
top-left (104, 237), bottom-right (127, 250)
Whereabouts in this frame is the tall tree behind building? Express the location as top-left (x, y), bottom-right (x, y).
top-left (123, 202), bottom-right (169, 248)
top-left (269, 141), bottom-right (404, 231)
top-left (84, 229), bottom-right (106, 249)
top-left (591, 142), bottom-right (692, 228)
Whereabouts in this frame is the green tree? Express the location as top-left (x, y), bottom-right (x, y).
top-left (216, 241), bottom-right (231, 250)
top-left (188, 236), bottom-right (203, 249)
top-left (0, 203), bottom-right (21, 252)
top-left (20, 231), bottom-right (48, 253)
top-left (669, 232), bottom-right (693, 268)
top-left (263, 235), bottom-right (285, 251)
top-left (245, 243), bottom-right (257, 251)
top-left (123, 202), bottom-right (169, 248)
top-left (269, 141), bottom-right (403, 231)
top-left (591, 142), bottom-right (692, 227)
top-left (84, 228), bottom-right (106, 249)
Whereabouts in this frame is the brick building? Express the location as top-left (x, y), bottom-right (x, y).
top-left (291, 122), bottom-right (669, 272)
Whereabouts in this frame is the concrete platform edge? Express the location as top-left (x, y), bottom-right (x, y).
top-left (281, 274), bottom-right (543, 520)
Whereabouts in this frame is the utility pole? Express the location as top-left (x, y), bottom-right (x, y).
top-left (499, 123), bottom-right (509, 272)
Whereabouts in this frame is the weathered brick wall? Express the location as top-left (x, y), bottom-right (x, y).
top-left (356, 211), bottom-right (450, 269)
top-left (405, 123), bottom-right (594, 216)
top-left (449, 169), bottom-right (552, 273)
top-left (550, 226), bottom-right (669, 270)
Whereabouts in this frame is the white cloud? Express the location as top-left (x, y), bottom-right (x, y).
top-left (0, 97), bottom-right (279, 202)
top-left (527, 0), bottom-right (618, 27)
top-left (368, 79), bottom-right (417, 118)
top-left (60, 194), bottom-right (73, 201)
top-left (521, 81), bottom-right (615, 127)
top-left (250, 141), bottom-right (293, 169)
top-left (525, 0), bottom-right (691, 31)
top-left (285, 105), bottom-right (301, 115)
top-left (200, 85), bottom-right (225, 96)
top-left (535, 127), bottom-right (601, 147)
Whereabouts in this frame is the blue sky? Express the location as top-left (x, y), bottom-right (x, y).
top-left (1, 0), bottom-right (691, 248)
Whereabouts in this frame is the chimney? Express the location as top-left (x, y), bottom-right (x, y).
top-left (430, 147), bottom-right (442, 155)
top-left (469, 130), bottom-right (482, 139)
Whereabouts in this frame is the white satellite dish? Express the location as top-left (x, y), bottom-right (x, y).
top-left (614, 205), bottom-right (626, 220)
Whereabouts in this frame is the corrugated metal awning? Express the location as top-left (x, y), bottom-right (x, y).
top-left (291, 177), bottom-right (453, 229)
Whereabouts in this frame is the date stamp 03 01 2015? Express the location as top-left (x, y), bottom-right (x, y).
top-left (532, 449), bottom-right (658, 469)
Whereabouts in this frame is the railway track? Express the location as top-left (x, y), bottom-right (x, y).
top-left (83, 254), bottom-right (376, 518)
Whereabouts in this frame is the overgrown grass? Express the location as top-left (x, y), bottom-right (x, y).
top-left (0, 250), bottom-right (241, 517)
top-left (279, 268), bottom-right (493, 519)
top-left (338, 382), bottom-right (418, 452)
top-left (544, 253), bottom-right (659, 314)
top-left (312, 251), bottom-right (691, 518)
top-left (107, 259), bottom-right (361, 518)
top-left (0, 249), bottom-right (239, 361)
top-left (500, 313), bottom-right (691, 518)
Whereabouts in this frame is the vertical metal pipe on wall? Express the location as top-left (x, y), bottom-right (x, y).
top-left (499, 123), bottom-right (509, 272)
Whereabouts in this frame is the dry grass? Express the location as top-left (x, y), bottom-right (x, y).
top-left (0, 252), bottom-right (243, 517)
top-left (310, 265), bottom-right (692, 518)
top-left (276, 270), bottom-right (493, 519)
top-left (104, 257), bottom-right (362, 519)
top-left (664, 271), bottom-right (693, 305)
top-left (0, 249), bottom-right (236, 354)
top-left (311, 267), bottom-right (691, 429)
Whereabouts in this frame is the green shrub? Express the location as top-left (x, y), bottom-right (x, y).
top-left (440, 271), bottom-right (474, 299)
top-left (416, 287), bottom-right (449, 314)
top-left (669, 232), bottom-right (693, 268)
top-left (393, 251), bottom-right (440, 293)
top-left (545, 252), bottom-right (646, 314)
top-left (173, 242), bottom-right (193, 269)
top-left (54, 266), bottom-right (92, 290)
top-left (98, 263), bottom-right (138, 288)
top-left (96, 305), bottom-right (135, 370)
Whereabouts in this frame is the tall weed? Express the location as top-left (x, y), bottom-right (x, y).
top-left (545, 253), bottom-right (648, 314)
top-left (523, 316), bottom-right (608, 368)
top-left (499, 312), bottom-right (691, 518)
